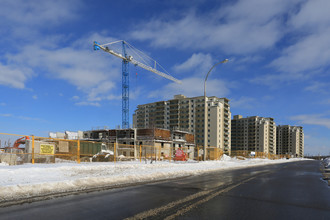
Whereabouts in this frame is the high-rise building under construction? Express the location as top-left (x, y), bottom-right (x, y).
top-left (133, 95), bottom-right (231, 154)
top-left (276, 125), bottom-right (304, 157)
top-left (231, 115), bottom-right (277, 155)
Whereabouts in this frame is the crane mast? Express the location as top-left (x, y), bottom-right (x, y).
top-left (122, 41), bottom-right (129, 129)
top-left (93, 40), bottom-right (181, 129)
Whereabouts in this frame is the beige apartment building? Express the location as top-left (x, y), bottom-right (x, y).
top-left (276, 125), bottom-right (304, 157)
top-left (133, 94), bottom-right (231, 154)
top-left (231, 115), bottom-right (276, 155)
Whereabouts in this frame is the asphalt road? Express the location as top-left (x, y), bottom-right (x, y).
top-left (0, 160), bottom-right (329, 220)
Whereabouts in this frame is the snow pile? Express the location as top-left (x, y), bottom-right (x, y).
top-left (92, 150), bottom-right (114, 159)
top-left (0, 157), bottom-right (307, 203)
top-left (323, 157), bottom-right (330, 168)
top-left (220, 154), bottom-right (231, 161)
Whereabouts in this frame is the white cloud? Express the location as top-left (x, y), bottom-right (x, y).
top-left (221, 0), bottom-right (298, 22)
top-left (0, 62), bottom-right (33, 89)
top-left (75, 102), bottom-right (101, 107)
top-left (234, 56), bottom-right (263, 64)
top-left (270, 27), bottom-right (330, 73)
top-left (290, 114), bottom-right (330, 129)
top-left (173, 53), bottom-right (214, 75)
top-left (254, 0), bottom-right (330, 85)
top-left (0, 1), bottom-right (123, 106)
top-left (230, 96), bottom-right (257, 109)
top-left (149, 52), bottom-right (233, 100)
top-left (32, 95), bottom-right (38, 100)
top-left (87, 81), bottom-right (116, 102)
top-left (320, 99), bottom-right (330, 105)
top-left (0, 0), bottom-right (81, 29)
top-left (0, 113), bottom-right (12, 117)
top-left (5, 33), bottom-right (121, 102)
top-left (149, 77), bottom-right (230, 100)
top-left (129, 0), bottom-right (301, 54)
top-left (304, 135), bottom-right (330, 156)
top-left (0, 113), bottom-right (43, 121)
top-left (106, 94), bottom-right (122, 100)
top-left (71, 96), bottom-right (80, 100)
top-left (249, 71), bottom-right (306, 87)
top-left (304, 81), bottom-right (329, 94)
top-left (289, 0), bottom-right (330, 31)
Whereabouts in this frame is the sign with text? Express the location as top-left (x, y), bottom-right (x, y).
top-left (40, 144), bottom-right (55, 155)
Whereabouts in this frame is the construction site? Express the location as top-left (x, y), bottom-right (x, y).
top-left (0, 127), bottom-right (199, 165)
top-left (0, 40), bottom-right (297, 166)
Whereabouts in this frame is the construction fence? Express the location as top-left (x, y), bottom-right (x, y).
top-left (0, 132), bottom-right (292, 166)
top-left (231, 150), bottom-right (292, 160)
top-left (0, 132), bottom-right (206, 165)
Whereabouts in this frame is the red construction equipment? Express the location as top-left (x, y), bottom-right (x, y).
top-left (173, 147), bottom-right (187, 161)
top-left (12, 136), bottom-right (30, 149)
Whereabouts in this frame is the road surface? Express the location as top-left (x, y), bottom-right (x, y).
top-left (0, 160), bottom-right (329, 219)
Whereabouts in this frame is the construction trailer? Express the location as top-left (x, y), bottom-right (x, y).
top-left (83, 128), bottom-right (195, 160)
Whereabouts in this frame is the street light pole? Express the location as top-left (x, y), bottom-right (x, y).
top-left (203, 59), bottom-right (228, 161)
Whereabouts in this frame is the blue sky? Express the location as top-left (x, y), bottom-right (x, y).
top-left (1, 0), bottom-right (330, 155)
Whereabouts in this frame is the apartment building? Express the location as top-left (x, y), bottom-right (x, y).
top-left (276, 125), bottom-right (304, 157)
top-left (133, 94), bottom-right (231, 154)
top-left (231, 115), bottom-right (276, 154)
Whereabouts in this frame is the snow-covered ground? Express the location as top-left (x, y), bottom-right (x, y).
top-left (0, 156), bottom-right (308, 203)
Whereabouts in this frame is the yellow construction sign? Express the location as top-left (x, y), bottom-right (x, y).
top-left (40, 144), bottom-right (55, 155)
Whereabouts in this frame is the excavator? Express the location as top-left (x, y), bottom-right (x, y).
top-left (11, 136), bottom-right (30, 149)
top-left (3, 136), bottom-right (29, 153)
top-left (1, 136), bottom-right (29, 165)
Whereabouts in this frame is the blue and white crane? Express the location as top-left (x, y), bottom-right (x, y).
top-left (93, 40), bottom-right (181, 129)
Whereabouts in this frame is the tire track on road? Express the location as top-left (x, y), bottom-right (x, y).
top-left (126, 171), bottom-right (270, 220)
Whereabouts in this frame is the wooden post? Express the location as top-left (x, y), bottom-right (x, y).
top-left (77, 139), bottom-right (80, 164)
top-left (114, 142), bottom-right (116, 163)
top-left (197, 146), bottom-right (199, 162)
top-left (139, 144), bottom-right (142, 162)
top-left (169, 145), bottom-right (172, 162)
top-left (32, 135), bottom-right (35, 164)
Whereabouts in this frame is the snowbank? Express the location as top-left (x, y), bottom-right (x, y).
top-left (323, 157), bottom-right (330, 168)
top-left (0, 157), bottom-right (308, 203)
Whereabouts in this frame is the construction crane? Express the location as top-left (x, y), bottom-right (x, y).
top-left (93, 40), bottom-right (181, 129)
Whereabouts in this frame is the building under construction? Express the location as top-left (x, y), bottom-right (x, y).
top-left (83, 128), bottom-right (195, 160)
